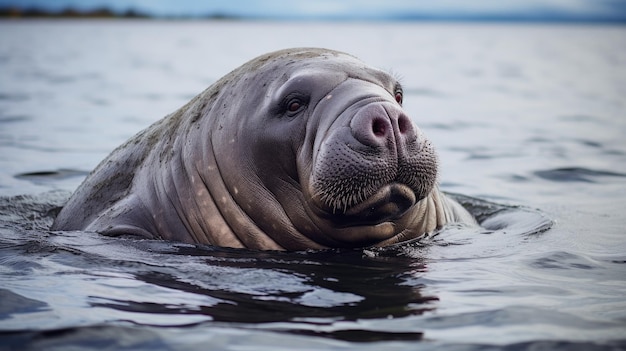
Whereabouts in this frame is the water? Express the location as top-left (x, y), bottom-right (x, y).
top-left (1, 20), bottom-right (625, 350)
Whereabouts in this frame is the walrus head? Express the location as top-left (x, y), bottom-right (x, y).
top-left (210, 48), bottom-right (439, 249)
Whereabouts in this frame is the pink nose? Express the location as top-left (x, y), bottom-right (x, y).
top-left (350, 102), bottom-right (417, 152)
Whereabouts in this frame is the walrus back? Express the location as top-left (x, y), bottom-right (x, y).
top-left (50, 74), bottom-right (227, 233)
top-left (51, 125), bottom-right (158, 231)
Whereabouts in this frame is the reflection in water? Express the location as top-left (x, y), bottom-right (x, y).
top-left (90, 246), bottom-right (433, 341)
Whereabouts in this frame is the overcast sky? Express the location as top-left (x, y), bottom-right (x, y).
top-left (1, 0), bottom-right (625, 21)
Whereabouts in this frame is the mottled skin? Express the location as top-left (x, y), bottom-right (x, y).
top-left (52, 48), bottom-right (475, 250)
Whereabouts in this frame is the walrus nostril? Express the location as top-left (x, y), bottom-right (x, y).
top-left (372, 118), bottom-right (387, 137)
top-left (398, 115), bottom-right (410, 134)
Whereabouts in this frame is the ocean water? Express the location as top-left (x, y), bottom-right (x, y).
top-left (0, 20), bottom-right (625, 350)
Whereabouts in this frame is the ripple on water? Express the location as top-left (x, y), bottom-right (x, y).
top-left (0, 289), bottom-right (49, 317)
top-left (14, 169), bottom-right (89, 186)
top-left (529, 251), bottom-right (600, 270)
top-left (0, 115), bottom-right (32, 123)
top-left (533, 167), bottom-right (626, 183)
top-left (0, 93), bottom-right (29, 102)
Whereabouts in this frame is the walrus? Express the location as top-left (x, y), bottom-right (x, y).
top-left (51, 48), bottom-right (476, 250)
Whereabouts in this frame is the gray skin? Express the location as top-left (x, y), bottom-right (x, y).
top-left (51, 48), bottom-right (476, 251)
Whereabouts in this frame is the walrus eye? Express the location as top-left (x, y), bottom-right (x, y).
top-left (281, 94), bottom-right (308, 116)
top-left (288, 100), bottom-right (301, 112)
top-left (395, 91), bottom-right (403, 105)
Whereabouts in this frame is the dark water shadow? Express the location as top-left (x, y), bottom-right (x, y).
top-left (84, 241), bottom-right (434, 343)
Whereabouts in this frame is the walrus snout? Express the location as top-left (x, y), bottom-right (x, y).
top-left (349, 101), bottom-right (418, 157)
top-left (309, 98), bottom-right (436, 220)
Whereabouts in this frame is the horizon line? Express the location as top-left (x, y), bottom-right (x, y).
top-left (1, 5), bottom-right (625, 24)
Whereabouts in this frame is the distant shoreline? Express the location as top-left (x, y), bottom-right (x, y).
top-left (0, 6), bottom-right (249, 20)
top-left (1, 6), bottom-right (625, 24)
top-left (0, 6), bottom-right (240, 20)
top-left (0, 6), bottom-right (147, 19)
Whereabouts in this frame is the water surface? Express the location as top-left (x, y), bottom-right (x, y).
top-left (0, 20), bottom-right (625, 350)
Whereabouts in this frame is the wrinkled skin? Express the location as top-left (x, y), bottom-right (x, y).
top-left (52, 48), bottom-right (476, 250)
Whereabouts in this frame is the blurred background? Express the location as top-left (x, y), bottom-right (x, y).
top-left (1, 0), bottom-right (626, 22)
